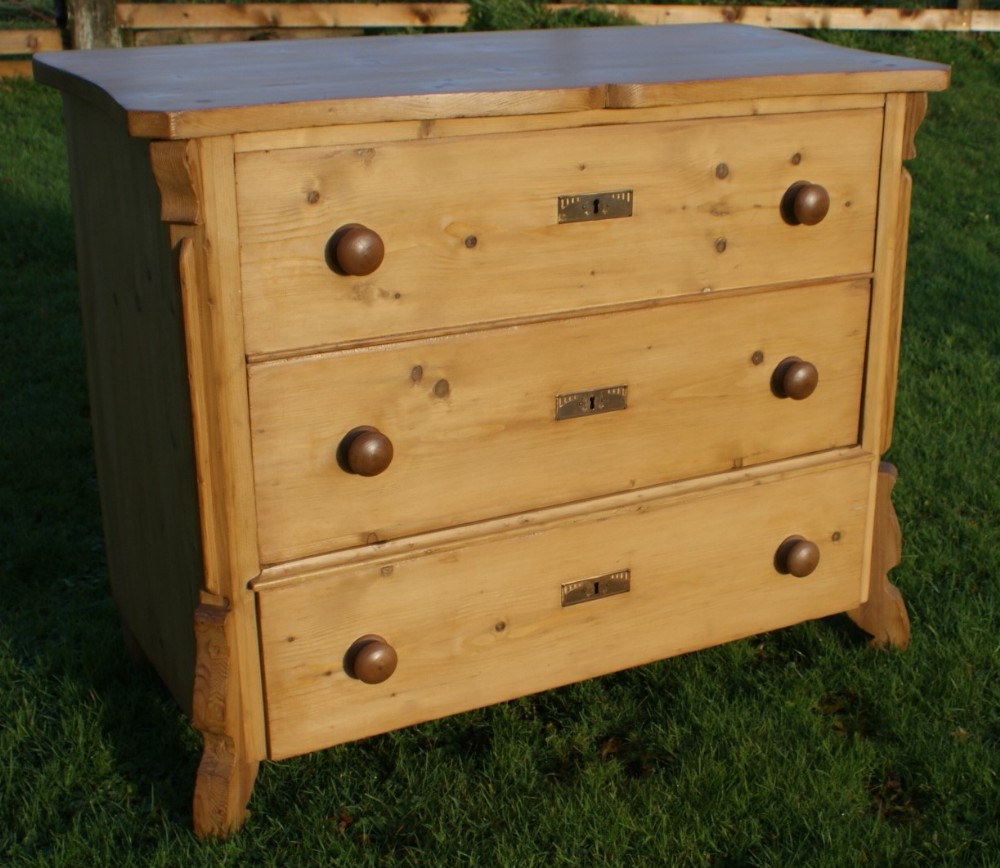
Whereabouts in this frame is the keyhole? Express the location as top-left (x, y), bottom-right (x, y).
top-left (593, 581), bottom-right (602, 595)
top-left (589, 396), bottom-right (596, 410)
top-left (593, 198), bottom-right (601, 215)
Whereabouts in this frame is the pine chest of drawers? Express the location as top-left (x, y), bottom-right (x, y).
top-left (35, 25), bottom-right (948, 837)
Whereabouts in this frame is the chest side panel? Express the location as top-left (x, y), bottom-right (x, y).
top-left (61, 97), bottom-right (204, 712)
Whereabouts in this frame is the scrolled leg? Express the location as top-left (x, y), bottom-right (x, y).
top-left (847, 462), bottom-right (910, 649)
top-left (191, 603), bottom-right (259, 838)
top-left (193, 733), bottom-right (259, 839)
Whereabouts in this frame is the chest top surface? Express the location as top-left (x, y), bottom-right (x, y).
top-left (34, 24), bottom-right (948, 139)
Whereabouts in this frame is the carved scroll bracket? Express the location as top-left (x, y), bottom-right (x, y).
top-left (903, 92), bottom-right (929, 161)
top-left (150, 139), bottom-right (202, 225)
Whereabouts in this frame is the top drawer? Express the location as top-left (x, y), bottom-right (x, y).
top-left (236, 108), bottom-right (883, 356)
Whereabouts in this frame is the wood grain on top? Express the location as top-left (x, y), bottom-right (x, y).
top-left (33, 25), bottom-right (949, 139)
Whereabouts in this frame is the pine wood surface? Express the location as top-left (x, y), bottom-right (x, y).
top-left (875, 91), bottom-right (929, 454)
top-left (847, 93), bottom-right (913, 604)
top-left (257, 458), bottom-right (873, 759)
top-left (861, 93), bottom-right (914, 461)
top-left (902, 91), bottom-right (930, 161)
top-left (191, 604), bottom-right (260, 838)
top-left (231, 93), bottom-right (886, 154)
top-left (61, 96), bottom-right (204, 713)
top-left (237, 108), bottom-right (881, 356)
top-left (176, 135), bottom-right (267, 762)
top-left (879, 166), bottom-right (913, 456)
top-left (150, 140), bottom-right (202, 225)
top-left (32, 25), bottom-right (948, 139)
top-left (251, 447), bottom-right (867, 590)
top-left (847, 463), bottom-right (910, 648)
top-left (249, 279), bottom-right (870, 564)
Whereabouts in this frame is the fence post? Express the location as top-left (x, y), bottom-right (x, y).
top-left (67, 0), bottom-right (122, 48)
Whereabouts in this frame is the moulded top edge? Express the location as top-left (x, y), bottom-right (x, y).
top-left (33, 25), bottom-right (949, 139)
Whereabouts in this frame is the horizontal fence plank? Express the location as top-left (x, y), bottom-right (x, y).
top-left (115, 3), bottom-right (1000, 33)
top-left (0, 59), bottom-right (34, 78)
top-left (0, 29), bottom-right (63, 53)
top-left (618, 4), bottom-right (997, 30)
top-left (133, 27), bottom-right (364, 45)
top-left (117, 3), bottom-right (468, 29)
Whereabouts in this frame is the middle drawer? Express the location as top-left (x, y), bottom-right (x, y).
top-left (249, 279), bottom-right (869, 564)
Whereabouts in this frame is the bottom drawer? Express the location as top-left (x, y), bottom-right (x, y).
top-left (258, 459), bottom-right (873, 760)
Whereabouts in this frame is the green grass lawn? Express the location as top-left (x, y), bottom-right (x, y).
top-left (1, 29), bottom-right (997, 866)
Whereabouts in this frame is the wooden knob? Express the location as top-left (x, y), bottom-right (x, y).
top-left (345, 634), bottom-right (397, 684)
top-left (772, 357), bottom-right (819, 400)
top-left (331, 224), bottom-right (384, 276)
top-left (782, 182), bottom-right (830, 226)
top-left (340, 426), bottom-right (393, 477)
top-left (775, 536), bottom-right (821, 578)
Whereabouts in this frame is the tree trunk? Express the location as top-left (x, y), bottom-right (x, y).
top-left (67, 0), bottom-right (121, 49)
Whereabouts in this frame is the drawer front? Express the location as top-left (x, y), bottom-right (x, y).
top-left (249, 280), bottom-right (869, 563)
top-left (257, 459), bottom-right (873, 760)
top-left (236, 109), bottom-right (883, 355)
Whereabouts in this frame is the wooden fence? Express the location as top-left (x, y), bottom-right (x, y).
top-left (4, 2), bottom-right (999, 79)
top-left (1, 28), bottom-right (62, 78)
